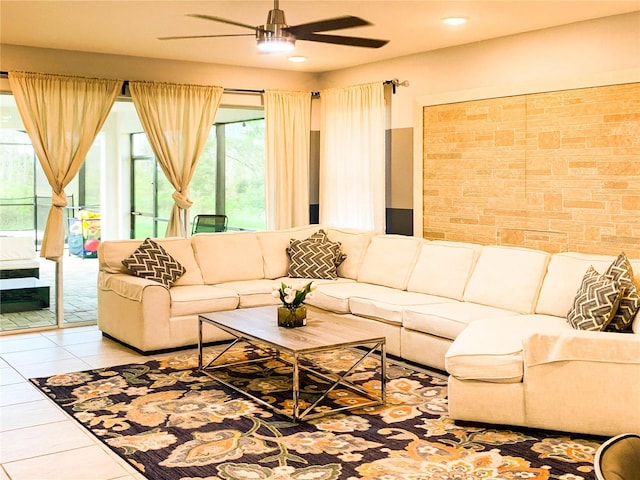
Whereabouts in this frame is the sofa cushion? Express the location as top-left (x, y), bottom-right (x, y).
top-left (192, 232), bottom-right (264, 284)
top-left (348, 287), bottom-right (455, 325)
top-left (216, 279), bottom-right (282, 308)
top-left (302, 280), bottom-right (362, 313)
top-left (287, 238), bottom-right (343, 279)
top-left (326, 228), bottom-right (373, 280)
top-left (604, 253), bottom-right (640, 332)
top-left (536, 252), bottom-right (618, 317)
top-left (0, 236), bottom-right (35, 261)
top-left (445, 314), bottom-right (568, 383)
top-left (122, 238), bottom-right (186, 288)
top-left (169, 285), bottom-right (239, 317)
top-left (406, 241), bottom-right (480, 300)
top-left (357, 235), bottom-right (423, 290)
top-left (463, 246), bottom-right (550, 314)
top-left (566, 266), bottom-right (622, 331)
top-left (256, 225), bottom-right (324, 279)
top-left (403, 302), bottom-right (519, 340)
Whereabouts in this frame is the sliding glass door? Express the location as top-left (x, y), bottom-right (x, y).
top-left (129, 114), bottom-right (266, 239)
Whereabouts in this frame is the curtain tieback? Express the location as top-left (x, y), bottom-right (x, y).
top-left (52, 191), bottom-right (67, 208)
top-left (172, 191), bottom-right (193, 209)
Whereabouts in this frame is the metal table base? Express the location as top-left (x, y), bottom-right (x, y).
top-left (198, 317), bottom-right (386, 423)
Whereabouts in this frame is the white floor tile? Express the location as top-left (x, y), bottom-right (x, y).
top-left (0, 366), bottom-right (24, 386)
top-left (0, 335), bottom-right (57, 354)
top-left (81, 351), bottom-right (148, 369)
top-left (42, 327), bottom-right (104, 346)
top-left (0, 399), bottom-right (68, 432)
top-left (1, 346), bottom-right (77, 367)
top-left (2, 445), bottom-right (131, 480)
top-left (0, 420), bottom-right (95, 463)
top-left (0, 382), bottom-right (43, 407)
top-left (0, 466), bottom-right (9, 480)
top-left (14, 357), bottom-right (92, 379)
top-left (62, 339), bottom-right (135, 358)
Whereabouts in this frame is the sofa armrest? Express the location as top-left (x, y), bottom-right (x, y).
top-left (524, 329), bottom-right (640, 367)
top-left (98, 272), bottom-right (169, 302)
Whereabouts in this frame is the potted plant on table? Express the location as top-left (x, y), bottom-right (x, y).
top-left (272, 281), bottom-right (315, 328)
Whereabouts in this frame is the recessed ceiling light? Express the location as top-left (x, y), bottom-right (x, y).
top-left (443, 17), bottom-right (468, 26)
top-left (288, 56), bottom-right (307, 63)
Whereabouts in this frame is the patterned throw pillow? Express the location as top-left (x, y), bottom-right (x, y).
top-left (566, 266), bottom-right (622, 331)
top-left (604, 252), bottom-right (640, 332)
top-left (122, 238), bottom-right (186, 288)
top-left (287, 229), bottom-right (347, 268)
top-left (287, 239), bottom-right (342, 279)
top-left (307, 229), bottom-right (346, 267)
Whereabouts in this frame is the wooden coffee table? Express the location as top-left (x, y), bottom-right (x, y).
top-left (198, 305), bottom-right (386, 422)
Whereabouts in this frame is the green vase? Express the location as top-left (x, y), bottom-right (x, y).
top-left (278, 305), bottom-right (307, 328)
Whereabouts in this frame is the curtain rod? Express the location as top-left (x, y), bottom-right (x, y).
top-left (0, 71), bottom-right (408, 95)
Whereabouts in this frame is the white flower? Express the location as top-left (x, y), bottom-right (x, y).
top-left (276, 281), bottom-right (313, 308)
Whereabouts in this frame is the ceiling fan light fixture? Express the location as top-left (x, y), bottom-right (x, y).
top-left (256, 20), bottom-right (295, 53)
top-left (257, 36), bottom-right (296, 53)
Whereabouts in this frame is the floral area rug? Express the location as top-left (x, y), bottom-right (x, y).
top-left (30, 345), bottom-right (605, 480)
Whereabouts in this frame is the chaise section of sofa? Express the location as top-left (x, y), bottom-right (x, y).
top-left (446, 250), bottom-right (640, 436)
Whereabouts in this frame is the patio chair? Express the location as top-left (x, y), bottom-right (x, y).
top-left (192, 214), bottom-right (228, 234)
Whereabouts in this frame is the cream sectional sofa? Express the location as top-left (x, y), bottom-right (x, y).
top-left (97, 226), bottom-right (640, 437)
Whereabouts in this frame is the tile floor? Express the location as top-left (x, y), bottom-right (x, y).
top-left (0, 325), bottom-right (195, 480)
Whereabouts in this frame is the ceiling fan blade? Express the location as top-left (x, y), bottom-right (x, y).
top-left (158, 33), bottom-right (255, 41)
top-left (286, 16), bottom-right (370, 35)
top-left (186, 14), bottom-right (259, 32)
top-left (294, 32), bottom-right (389, 49)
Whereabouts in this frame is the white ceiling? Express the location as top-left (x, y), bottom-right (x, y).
top-left (1, 1), bottom-right (638, 73)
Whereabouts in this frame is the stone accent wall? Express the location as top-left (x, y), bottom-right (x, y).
top-left (422, 83), bottom-right (640, 257)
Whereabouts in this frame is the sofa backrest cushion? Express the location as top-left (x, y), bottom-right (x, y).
top-left (407, 241), bottom-right (481, 300)
top-left (256, 225), bottom-right (325, 279)
top-left (98, 237), bottom-right (204, 286)
top-left (463, 245), bottom-right (551, 314)
top-left (357, 235), bottom-right (422, 290)
top-left (536, 252), bottom-right (640, 318)
top-left (326, 228), bottom-right (374, 280)
top-left (192, 231), bottom-right (264, 284)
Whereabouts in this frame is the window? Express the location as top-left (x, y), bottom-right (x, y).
top-left (130, 112), bottom-right (265, 238)
top-left (0, 129), bottom-right (35, 233)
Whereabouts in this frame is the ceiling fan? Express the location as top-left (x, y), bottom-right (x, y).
top-left (158, 0), bottom-right (389, 53)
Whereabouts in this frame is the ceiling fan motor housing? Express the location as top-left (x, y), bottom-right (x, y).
top-left (257, 7), bottom-right (296, 50)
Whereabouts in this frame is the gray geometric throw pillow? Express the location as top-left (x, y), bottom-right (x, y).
top-left (287, 238), bottom-right (342, 279)
top-left (566, 266), bottom-right (622, 331)
top-left (122, 238), bottom-right (186, 288)
top-left (604, 252), bottom-right (640, 332)
top-left (287, 229), bottom-right (347, 269)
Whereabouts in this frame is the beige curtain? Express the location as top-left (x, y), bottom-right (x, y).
top-left (319, 82), bottom-right (386, 231)
top-left (264, 90), bottom-right (311, 229)
top-left (129, 81), bottom-right (223, 237)
top-left (9, 71), bottom-right (121, 259)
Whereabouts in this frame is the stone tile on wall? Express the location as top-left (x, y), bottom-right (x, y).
top-left (423, 83), bottom-right (640, 257)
